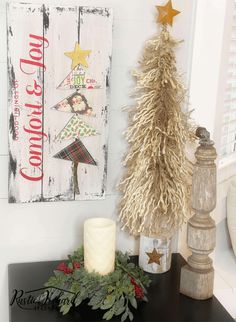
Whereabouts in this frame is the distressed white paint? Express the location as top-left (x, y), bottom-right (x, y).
top-left (7, 3), bottom-right (44, 202)
top-left (42, 6), bottom-right (80, 202)
top-left (75, 7), bottom-right (113, 200)
top-left (7, 3), bottom-right (113, 202)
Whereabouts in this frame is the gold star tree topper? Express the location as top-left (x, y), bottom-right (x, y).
top-left (65, 43), bottom-right (91, 69)
top-left (156, 0), bottom-right (180, 26)
top-left (146, 248), bottom-right (164, 265)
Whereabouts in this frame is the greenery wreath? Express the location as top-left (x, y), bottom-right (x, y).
top-left (40, 247), bottom-right (151, 322)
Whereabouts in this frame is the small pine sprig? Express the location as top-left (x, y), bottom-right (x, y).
top-left (40, 247), bottom-right (151, 322)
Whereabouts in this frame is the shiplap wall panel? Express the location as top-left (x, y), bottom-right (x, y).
top-left (42, 6), bottom-right (79, 201)
top-left (75, 7), bottom-right (113, 200)
top-left (7, 3), bottom-right (44, 203)
top-left (7, 4), bottom-right (113, 202)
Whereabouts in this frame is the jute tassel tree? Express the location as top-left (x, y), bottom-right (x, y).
top-left (119, 1), bottom-right (195, 273)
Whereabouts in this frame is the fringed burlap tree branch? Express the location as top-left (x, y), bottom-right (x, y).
top-left (119, 25), bottom-right (195, 238)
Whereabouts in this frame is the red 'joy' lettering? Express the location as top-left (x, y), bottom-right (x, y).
top-left (20, 34), bottom-right (48, 75)
top-left (19, 34), bottom-right (49, 182)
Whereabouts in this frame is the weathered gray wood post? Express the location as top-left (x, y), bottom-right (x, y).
top-left (180, 127), bottom-right (217, 300)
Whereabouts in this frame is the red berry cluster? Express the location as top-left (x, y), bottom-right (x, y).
top-left (73, 262), bottom-right (81, 269)
top-left (56, 261), bottom-right (80, 274)
top-left (130, 277), bottom-right (144, 299)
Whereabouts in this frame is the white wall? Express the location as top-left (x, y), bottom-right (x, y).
top-left (0, 1), bottom-right (195, 321)
top-left (189, 0), bottom-right (236, 318)
top-left (189, 0), bottom-right (236, 250)
top-left (190, 0), bottom-right (228, 140)
top-left (179, 1), bottom-right (229, 260)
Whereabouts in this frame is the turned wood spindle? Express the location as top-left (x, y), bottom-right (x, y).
top-left (180, 127), bottom-right (217, 300)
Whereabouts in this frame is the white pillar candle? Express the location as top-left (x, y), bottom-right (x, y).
top-left (84, 218), bottom-right (116, 275)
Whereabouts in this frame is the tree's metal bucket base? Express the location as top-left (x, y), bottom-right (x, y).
top-left (139, 235), bottom-right (172, 274)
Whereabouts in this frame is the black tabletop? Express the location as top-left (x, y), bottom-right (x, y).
top-left (8, 254), bottom-right (234, 322)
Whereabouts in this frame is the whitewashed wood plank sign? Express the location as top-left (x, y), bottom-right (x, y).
top-left (7, 3), bottom-right (113, 203)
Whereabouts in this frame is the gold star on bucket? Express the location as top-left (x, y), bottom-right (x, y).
top-left (156, 0), bottom-right (180, 26)
top-left (65, 43), bottom-right (91, 69)
top-left (146, 248), bottom-right (164, 265)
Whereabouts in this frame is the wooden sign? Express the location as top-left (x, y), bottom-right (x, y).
top-left (7, 3), bottom-right (113, 203)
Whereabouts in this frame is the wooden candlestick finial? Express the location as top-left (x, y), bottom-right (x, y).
top-left (179, 127), bottom-right (217, 299)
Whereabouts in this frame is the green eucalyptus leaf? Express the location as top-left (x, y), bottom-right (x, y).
top-left (103, 308), bottom-right (114, 320)
top-left (129, 296), bottom-right (137, 309)
top-left (50, 289), bottom-right (63, 301)
top-left (88, 291), bottom-right (105, 307)
top-left (128, 310), bottom-right (134, 321)
top-left (54, 270), bottom-right (65, 277)
top-left (60, 304), bottom-right (72, 315)
top-left (74, 296), bottom-right (82, 307)
top-left (114, 304), bottom-right (126, 316)
top-left (101, 295), bottom-right (116, 310)
top-left (121, 310), bottom-right (129, 322)
top-left (35, 291), bottom-right (48, 303)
